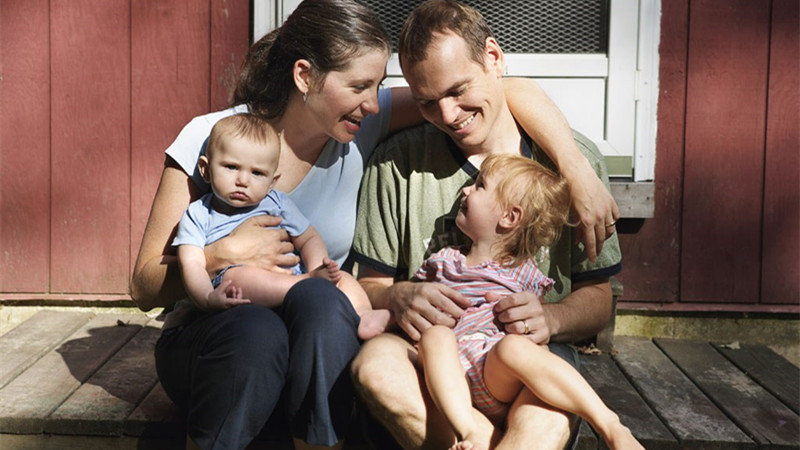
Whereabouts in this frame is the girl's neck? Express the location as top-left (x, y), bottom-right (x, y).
top-left (464, 238), bottom-right (499, 266)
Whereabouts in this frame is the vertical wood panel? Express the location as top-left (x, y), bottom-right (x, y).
top-left (762, 0), bottom-right (799, 305)
top-left (130, 0), bottom-right (212, 274)
top-left (681, 0), bottom-right (770, 303)
top-left (210, 0), bottom-right (250, 111)
top-left (50, 0), bottom-right (131, 293)
top-left (0, 0), bottom-right (51, 292)
top-left (618, 0), bottom-right (689, 302)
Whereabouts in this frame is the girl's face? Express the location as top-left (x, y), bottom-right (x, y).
top-left (305, 48), bottom-right (389, 143)
top-left (456, 171), bottom-right (506, 242)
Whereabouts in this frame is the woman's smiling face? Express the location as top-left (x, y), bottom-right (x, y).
top-left (305, 48), bottom-right (389, 143)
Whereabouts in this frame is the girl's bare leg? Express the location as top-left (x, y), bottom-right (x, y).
top-left (418, 326), bottom-right (497, 450)
top-left (483, 335), bottom-right (643, 450)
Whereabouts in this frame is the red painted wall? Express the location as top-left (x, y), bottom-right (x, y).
top-left (618, 0), bottom-right (799, 311)
top-left (0, 0), bottom-right (797, 311)
top-left (0, 0), bottom-right (249, 299)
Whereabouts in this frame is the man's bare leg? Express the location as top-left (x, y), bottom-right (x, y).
top-left (352, 333), bottom-right (461, 449)
top-left (497, 388), bottom-right (573, 450)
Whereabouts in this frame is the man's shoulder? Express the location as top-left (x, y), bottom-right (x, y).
top-left (368, 123), bottom-right (446, 165)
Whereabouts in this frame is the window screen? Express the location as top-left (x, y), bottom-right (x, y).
top-left (360, 0), bottom-right (609, 54)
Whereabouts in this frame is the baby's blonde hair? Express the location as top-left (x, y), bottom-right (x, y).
top-left (479, 153), bottom-right (572, 267)
top-left (206, 113), bottom-right (278, 159)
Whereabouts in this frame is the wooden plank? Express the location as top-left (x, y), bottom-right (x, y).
top-left (49, 0), bottom-right (131, 293)
top-left (130, 0), bottom-right (212, 272)
top-left (574, 420), bottom-right (599, 450)
top-left (209, 0), bottom-right (250, 110)
top-left (46, 323), bottom-right (162, 436)
top-left (0, 314), bottom-right (148, 434)
top-left (125, 382), bottom-right (184, 438)
top-left (609, 182), bottom-right (655, 219)
top-left (612, 336), bottom-right (754, 449)
top-left (714, 342), bottom-right (800, 415)
top-left (616, 0), bottom-right (688, 303)
top-left (0, 311), bottom-right (92, 388)
top-left (580, 353), bottom-right (676, 449)
top-left (680, 0), bottom-right (770, 303)
top-left (762, 0), bottom-right (800, 305)
top-left (657, 339), bottom-right (799, 448)
top-left (0, 0), bottom-right (51, 292)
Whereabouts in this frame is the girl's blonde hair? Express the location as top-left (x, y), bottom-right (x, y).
top-left (479, 153), bottom-right (572, 267)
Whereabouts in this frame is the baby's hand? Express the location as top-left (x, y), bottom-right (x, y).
top-left (203, 280), bottom-right (251, 310)
top-left (308, 257), bottom-right (342, 284)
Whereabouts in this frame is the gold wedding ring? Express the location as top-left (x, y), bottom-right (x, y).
top-left (605, 221), bottom-right (617, 228)
top-left (523, 320), bottom-right (530, 335)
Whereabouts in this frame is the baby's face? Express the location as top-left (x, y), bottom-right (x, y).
top-left (206, 134), bottom-right (279, 210)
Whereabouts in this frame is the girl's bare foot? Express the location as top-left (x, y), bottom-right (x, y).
top-left (308, 257), bottom-right (342, 283)
top-left (450, 439), bottom-right (478, 450)
top-left (604, 422), bottom-right (644, 450)
top-left (357, 309), bottom-right (393, 340)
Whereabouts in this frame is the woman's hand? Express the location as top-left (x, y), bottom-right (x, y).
top-left (204, 215), bottom-right (299, 275)
top-left (488, 290), bottom-right (551, 345)
top-left (566, 162), bottom-right (620, 262)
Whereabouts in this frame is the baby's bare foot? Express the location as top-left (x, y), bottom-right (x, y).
top-left (308, 257), bottom-right (341, 283)
top-left (357, 309), bottom-right (393, 340)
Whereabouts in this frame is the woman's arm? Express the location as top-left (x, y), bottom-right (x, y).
top-left (503, 78), bottom-right (620, 262)
top-left (130, 162), bottom-right (196, 311)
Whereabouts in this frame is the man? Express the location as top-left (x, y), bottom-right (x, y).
top-left (351, 1), bottom-right (622, 448)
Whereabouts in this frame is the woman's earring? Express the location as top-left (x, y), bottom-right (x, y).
top-left (303, 92), bottom-right (307, 103)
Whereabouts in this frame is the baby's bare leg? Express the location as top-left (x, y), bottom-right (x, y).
top-left (419, 326), bottom-right (496, 450)
top-left (484, 335), bottom-right (642, 450)
top-left (221, 266), bottom-right (306, 308)
top-left (335, 273), bottom-right (392, 340)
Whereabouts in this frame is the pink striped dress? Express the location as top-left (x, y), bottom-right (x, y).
top-left (414, 246), bottom-right (554, 424)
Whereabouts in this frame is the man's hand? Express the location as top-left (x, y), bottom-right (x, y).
top-left (207, 215), bottom-right (298, 275)
top-left (489, 290), bottom-right (551, 344)
top-left (386, 281), bottom-right (471, 341)
top-left (568, 165), bottom-right (620, 262)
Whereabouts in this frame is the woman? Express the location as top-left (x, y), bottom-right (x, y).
top-left (130, 1), bottom-right (618, 448)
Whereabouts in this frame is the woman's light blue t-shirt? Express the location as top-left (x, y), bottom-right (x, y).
top-left (165, 88), bottom-right (393, 267)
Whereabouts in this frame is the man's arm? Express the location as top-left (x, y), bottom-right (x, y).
top-left (491, 278), bottom-right (613, 344)
top-left (358, 266), bottom-right (468, 341)
top-left (503, 78), bottom-right (620, 262)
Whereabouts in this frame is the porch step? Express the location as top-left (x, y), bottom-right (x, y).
top-left (0, 310), bottom-right (797, 449)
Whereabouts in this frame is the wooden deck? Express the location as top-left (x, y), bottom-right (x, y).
top-left (0, 310), bottom-right (797, 449)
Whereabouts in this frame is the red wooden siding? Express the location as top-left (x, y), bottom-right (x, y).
top-left (0, 0), bottom-right (51, 293)
top-left (0, 0), bottom-right (248, 297)
top-left (762, 0), bottom-right (800, 304)
top-left (681, 0), bottom-right (770, 303)
top-left (0, 0), bottom-right (797, 310)
top-left (604, 0), bottom-right (798, 310)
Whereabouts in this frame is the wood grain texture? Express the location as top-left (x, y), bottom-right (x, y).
top-left (0, 311), bottom-right (92, 388)
top-left (657, 338), bottom-right (799, 448)
top-left (681, 0), bottom-right (770, 303)
top-left (49, 0), bottom-right (132, 293)
top-left (762, 0), bottom-right (800, 305)
top-left (613, 336), bottom-right (754, 449)
top-left (130, 0), bottom-right (213, 273)
top-left (0, 0), bottom-right (51, 292)
top-left (0, 314), bottom-right (148, 433)
top-left (617, 0), bottom-right (688, 303)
